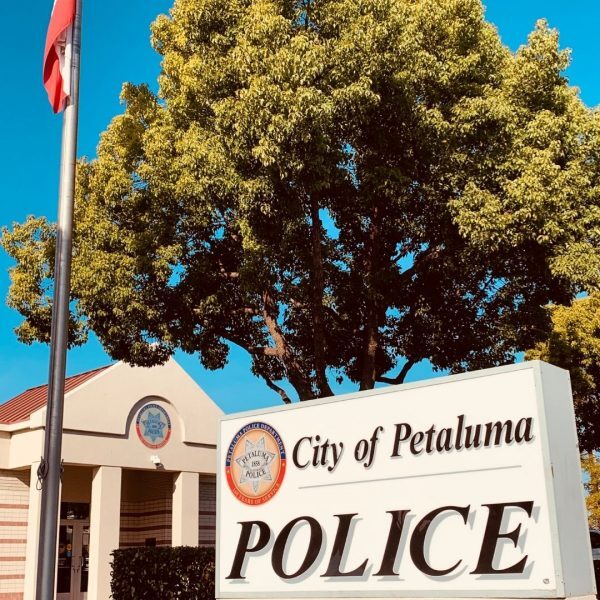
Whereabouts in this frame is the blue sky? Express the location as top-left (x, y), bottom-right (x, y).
top-left (0, 0), bottom-right (599, 413)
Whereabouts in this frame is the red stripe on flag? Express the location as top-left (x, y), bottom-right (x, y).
top-left (43, 0), bottom-right (76, 113)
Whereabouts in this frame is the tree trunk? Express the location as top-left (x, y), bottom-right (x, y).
top-left (360, 206), bottom-right (381, 391)
top-left (309, 197), bottom-right (334, 398)
top-left (262, 291), bottom-right (314, 400)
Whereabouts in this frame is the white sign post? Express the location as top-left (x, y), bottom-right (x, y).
top-left (217, 361), bottom-right (595, 599)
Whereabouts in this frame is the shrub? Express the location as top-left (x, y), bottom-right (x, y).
top-left (110, 546), bottom-right (215, 599)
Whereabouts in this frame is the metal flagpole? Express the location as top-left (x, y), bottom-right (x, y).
top-left (36, 0), bottom-right (83, 598)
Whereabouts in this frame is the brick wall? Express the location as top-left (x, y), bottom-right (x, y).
top-left (199, 479), bottom-right (216, 547)
top-left (119, 473), bottom-right (216, 549)
top-left (119, 497), bottom-right (173, 548)
top-left (0, 470), bottom-right (29, 599)
top-left (119, 470), bottom-right (174, 548)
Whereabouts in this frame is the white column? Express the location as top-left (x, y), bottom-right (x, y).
top-left (24, 463), bottom-right (42, 600)
top-left (88, 466), bottom-right (121, 600)
top-left (172, 471), bottom-right (199, 546)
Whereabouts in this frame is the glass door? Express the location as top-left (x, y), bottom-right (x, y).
top-left (57, 520), bottom-right (90, 600)
top-left (79, 522), bottom-right (89, 599)
top-left (57, 523), bottom-right (74, 599)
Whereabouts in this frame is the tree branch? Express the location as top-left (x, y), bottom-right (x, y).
top-left (251, 346), bottom-right (280, 357)
top-left (213, 304), bottom-right (313, 401)
top-left (218, 331), bottom-right (291, 403)
top-left (231, 307), bottom-right (259, 316)
top-left (220, 332), bottom-right (282, 358)
top-left (395, 245), bottom-right (443, 286)
top-left (289, 298), bottom-right (345, 328)
top-left (215, 328), bottom-right (292, 404)
top-left (262, 291), bottom-right (314, 400)
top-left (262, 376), bottom-right (292, 404)
top-left (376, 359), bottom-right (416, 385)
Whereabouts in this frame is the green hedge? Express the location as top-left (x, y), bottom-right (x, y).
top-left (111, 546), bottom-right (215, 599)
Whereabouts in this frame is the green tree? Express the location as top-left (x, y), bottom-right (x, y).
top-left (581, 452), bottom-right (600, 528)
top-left (3, 0), bottom-right (599, 403)
top-left (527, 294), bottom-right (600, 452)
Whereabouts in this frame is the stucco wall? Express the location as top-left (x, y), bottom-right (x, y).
top-left (59, 360), bottom-right (222, 444)
top-left (62, 466), bottom-right (92, 503)
top-left (5, 430), bottom-right (43, 471)
top-left (0, 435), bottom-right (10, 470)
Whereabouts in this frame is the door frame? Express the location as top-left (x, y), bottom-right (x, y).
top-left (57, 519), bottom-right (90, 600)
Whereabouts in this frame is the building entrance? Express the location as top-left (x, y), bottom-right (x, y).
top-left (57, 518), bottom-right (90, 599)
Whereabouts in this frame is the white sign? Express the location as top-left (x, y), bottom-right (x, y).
top-left (217, 362), bottom-right (595, 599)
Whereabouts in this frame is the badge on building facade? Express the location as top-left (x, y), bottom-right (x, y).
top-left (226, 422), bottom-right (286, 505)
top-left (135, 403), bottom-right (172, 449)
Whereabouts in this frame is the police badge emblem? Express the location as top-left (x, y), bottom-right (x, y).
top-left (135, 403), bottom-right (172, 449)
top-left (226, 422), bottom-right (286, 505)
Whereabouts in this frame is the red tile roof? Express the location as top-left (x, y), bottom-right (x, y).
top-left (0, 365), bottom-right (112, 425)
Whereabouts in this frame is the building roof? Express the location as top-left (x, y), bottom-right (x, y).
top-left (0, 365), bottom-right (112, 424)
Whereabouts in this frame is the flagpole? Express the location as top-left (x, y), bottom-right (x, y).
top-left (36, 0), bottom-right (82, 597)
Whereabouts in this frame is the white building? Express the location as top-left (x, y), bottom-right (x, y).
top-left (0, 359), bottom-right (221, 600)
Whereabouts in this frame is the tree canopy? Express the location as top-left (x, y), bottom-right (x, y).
top-left (581, 452), bottom-right (600, 528)
top-left (3, 0), bottom-right (599, 405)
top-left (527, 293), bottom-right (600, 452)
